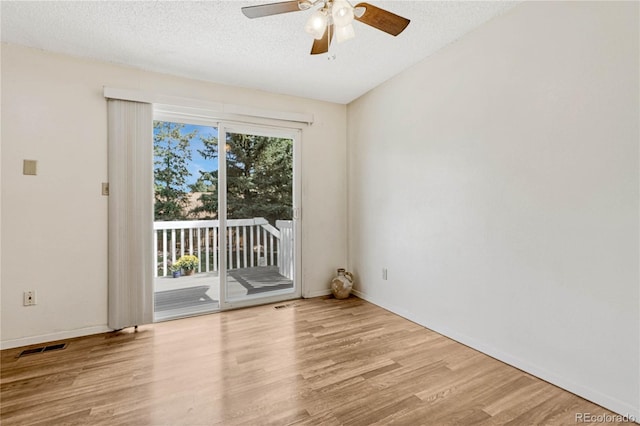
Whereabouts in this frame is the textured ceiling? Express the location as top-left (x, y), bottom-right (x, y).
top-left (1, 1), bottom-right (518, 104)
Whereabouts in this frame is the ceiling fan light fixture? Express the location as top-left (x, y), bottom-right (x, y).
top-left (241, 1), bottom-right (410, 55)
top-left (331, 0), bottom-right (354, 27)
top-left (335, 23), bottom-right (355, 43)
top-left (304, 10), bottom-right (328, 39)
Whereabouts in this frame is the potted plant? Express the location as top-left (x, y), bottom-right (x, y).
top-left (170, 263), bottom-right (181, 278)
top-left (175, 255), bottom-right (199, 276)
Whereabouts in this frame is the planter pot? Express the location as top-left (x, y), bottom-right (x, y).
top-left (331, 268), bottom-right (354, 299)
top-left (183, 269), bottom-right (195, 276)
top-left (172, 270), bottom-right (181, 278)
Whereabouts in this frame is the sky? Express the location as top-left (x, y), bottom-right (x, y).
top-left (154, 123), bottom-right (219, 186)
top-left (183, 124), bottom-right (219, 186)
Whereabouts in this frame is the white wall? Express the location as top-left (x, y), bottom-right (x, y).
top-left (1, 44), bottom-right (347, 347)
top-left (348, 1), bottom-right (638, 418)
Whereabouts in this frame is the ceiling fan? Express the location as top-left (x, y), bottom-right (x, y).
top-left (241, 0), bottom-right (410, 55)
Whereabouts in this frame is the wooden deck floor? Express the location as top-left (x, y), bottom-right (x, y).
top-left (0, 297), bottom-right (628, 425)
top-left (154, 266), bottom-right (294, 321)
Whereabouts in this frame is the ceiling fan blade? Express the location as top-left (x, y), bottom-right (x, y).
top-left (241, 1), bottom-right (301, 19)
top-left (353, 2), bottom-right (410, 36)
top-left (310, 24), bottom-right (334, 55)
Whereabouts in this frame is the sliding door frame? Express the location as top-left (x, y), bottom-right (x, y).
top-left (219, 123), bottom-right (302, 310)
top-left (153, 106), bottom-right (303, 313)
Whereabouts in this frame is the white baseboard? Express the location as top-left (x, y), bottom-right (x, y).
top-left (303, 288), bottom-right (331, 298)
top-left (1, 325), bottom-right (111, 350)
top-left (352, 289), bottom-right (640, 421)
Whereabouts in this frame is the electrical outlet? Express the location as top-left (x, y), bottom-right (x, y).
top-left (23, 291), bottom-right (36, 306)
top-left (382, 268), bottom-right (388, 280)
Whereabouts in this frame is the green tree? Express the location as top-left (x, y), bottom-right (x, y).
top-left (153, 121), bottom-right (196, 221)
top-left (191, 133), bottom-right (292, 224)
top-left (188, 133), bottom-right (219, 219)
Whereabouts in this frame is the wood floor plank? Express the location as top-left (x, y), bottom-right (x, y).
top-left (1, 296), bottom-right (631, 425)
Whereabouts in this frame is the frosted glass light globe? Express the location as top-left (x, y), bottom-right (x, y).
top-left (336, 23), bottom-right (355, 43)
top-left (332, 0), bottom-right (354, 27)
top-left (305, 10), bottom-right (328, 39)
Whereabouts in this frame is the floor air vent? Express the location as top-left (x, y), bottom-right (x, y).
top-left (274, 303), bottom-right (297, 310)
top-left (18, 343), bottom-right (67, 358)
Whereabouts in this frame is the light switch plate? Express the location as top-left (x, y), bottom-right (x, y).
top-left (23, 160), bottom-right (37, 176)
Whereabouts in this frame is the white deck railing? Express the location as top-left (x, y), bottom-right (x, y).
top-left (154, 218), bottom-right (293, 279)
top-left (276, 220), bottom-right (294, 279)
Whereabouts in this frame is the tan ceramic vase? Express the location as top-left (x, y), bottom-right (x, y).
top-left (331, 268), bottom-right (354, 299)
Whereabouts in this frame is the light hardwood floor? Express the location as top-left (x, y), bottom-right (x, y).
top-left (1, 297), bottom-right (632, 425)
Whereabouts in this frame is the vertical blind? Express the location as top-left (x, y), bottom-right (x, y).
top-left (107, 99), bottom-right (154, 330)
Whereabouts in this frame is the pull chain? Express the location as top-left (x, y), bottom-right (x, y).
top-left (327, 24), bottom-right (336, 60)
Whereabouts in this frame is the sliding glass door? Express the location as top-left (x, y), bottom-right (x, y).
top-left (153, 120), bottom-right (300, 320)
top-left (153, 121), bottom-right (221, 321)
top-left (220, 125), bottom-right (301, 308)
